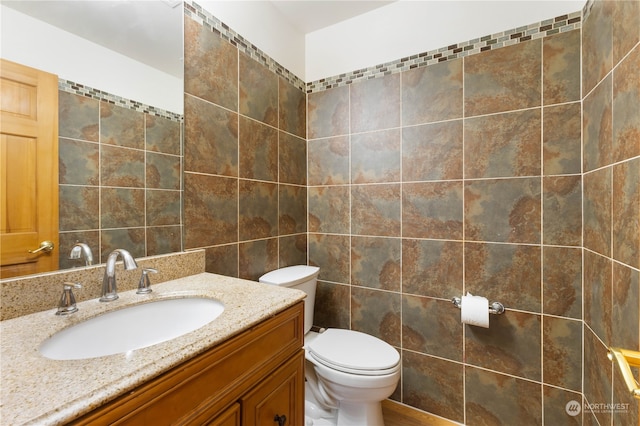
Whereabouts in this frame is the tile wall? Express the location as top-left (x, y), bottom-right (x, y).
top-left (306, 1), bottom-right (639, 424)
top-left (581, 1), bottom-right (640, 425)
top-left (182, 3), bottom-right (308, 280)
top-left (181, 0), bottom-right (639, 423)
top-left (58, 85), bottom-right (183, 267)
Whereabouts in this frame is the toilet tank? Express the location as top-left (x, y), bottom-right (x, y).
top-left (259, 265), bottom-right (319, 334)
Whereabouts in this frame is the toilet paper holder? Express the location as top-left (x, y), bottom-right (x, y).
top-left (451, 297), bottom-right (505, 315)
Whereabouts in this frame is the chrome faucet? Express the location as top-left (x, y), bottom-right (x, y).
top-left (100, 249), bottom-right (138, 302)
top-left (69, 243), bottom-right (94, 266)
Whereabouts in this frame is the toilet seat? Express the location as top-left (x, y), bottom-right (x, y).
top-left (307, 329), bottom-right (400, 376)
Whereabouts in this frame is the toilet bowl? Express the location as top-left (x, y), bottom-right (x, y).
top-left (259, 265), bottom-right (400, 426)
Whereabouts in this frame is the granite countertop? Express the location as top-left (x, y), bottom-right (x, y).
top-left (0, 273), bottom-right (305, 426)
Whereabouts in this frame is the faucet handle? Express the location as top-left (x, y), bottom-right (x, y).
top-left (137, 268), bottom-right (158, 294)
top-left (56, 282), bottom-right (82, 315)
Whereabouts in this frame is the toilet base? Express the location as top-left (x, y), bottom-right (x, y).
top-left (335, 400), bottom-right (384, 426)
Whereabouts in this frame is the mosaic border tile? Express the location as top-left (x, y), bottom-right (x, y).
top-left (58, 79), bottom-right (183, 122)
top-left (185, 0), bottom-right (307, 92)
top-left (306, 10), bottom-right (582, 94)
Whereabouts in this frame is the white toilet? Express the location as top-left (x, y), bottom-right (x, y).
top-left (259, 265), bottom-right (400, 426)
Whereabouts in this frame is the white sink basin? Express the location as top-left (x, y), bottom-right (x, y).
top-left (39, 297), bottom-right (224, 360)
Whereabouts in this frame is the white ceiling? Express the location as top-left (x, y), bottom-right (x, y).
top-left (2, 0), bottom-right (583, 81)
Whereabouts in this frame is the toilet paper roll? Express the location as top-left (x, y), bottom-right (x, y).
top-left (460, 292), bottom-right (489, 328)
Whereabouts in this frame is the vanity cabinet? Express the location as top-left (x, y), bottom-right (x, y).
top-left (71, 302), bottom-right (304, 426)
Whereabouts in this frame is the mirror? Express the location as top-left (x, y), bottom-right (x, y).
top-left (1, 0), bottom-right (184, 277)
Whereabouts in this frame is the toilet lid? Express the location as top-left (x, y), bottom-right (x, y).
top-left (307, 329), bottom-right (399, 375)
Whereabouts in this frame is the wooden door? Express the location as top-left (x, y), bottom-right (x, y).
top-left (0, 59), bottom-right (59, 278)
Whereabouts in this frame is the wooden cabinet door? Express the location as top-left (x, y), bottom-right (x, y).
top-left (241, 350), bottom-right (305, 426)
top-left (207, 403), bottom-right (240, 426)
top-left (0, 59), bottom-right (59, 278)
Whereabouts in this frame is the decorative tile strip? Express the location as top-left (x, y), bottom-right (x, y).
top-left (306, 10), bottom-right (582, 94)
top-left (58, 79), bottom-right (183, 122)
top-left (185, 0), bottom-right (307, 92)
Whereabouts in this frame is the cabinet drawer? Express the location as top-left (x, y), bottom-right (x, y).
top-left (71, 302), bottom-right (304, 425)
top-left (241, 350), bottom-right (304, 426)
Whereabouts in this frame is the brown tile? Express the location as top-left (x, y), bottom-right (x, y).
top-left (402, 239), bottom-right (463, 299)
top-left (184, 95), bottom-right (238, 176)
top-left (279, 132), bottom-right (306, 185)
top-left (466, 310), bottom-right (542, 381)
top-left (465, 242), bottom-right (541, 313)
top-left (238, 180), bottom-right (278, 241)
top-left (58, 91), bottom-right (99, 142)
top-left (308, 136), bottom-right (350, 185)
top-left (308, 233), bottom-right (350, 284)
top-left (543, 29), bottom-right (581, 105)
top-left (543, 386), bottom-right (582, 426)
top-left (582, 0), bottom-right (614, 95)
top-left (279, 184), bottom-right (306, 235)
top-left (238, 238), bottom-right (278, 281)
top-left (402, 181), bottom-right (463, 239)
top-left (543, 246), bottom-right (582, 319)
top-left (352, 184), bottom-right (401, 237)
top-left (308, 186), bottom-right (350, 234)
top-left (465, 366), bottom-right (542, 425)
top-left (543, 103), bottom-right (582, 175)
top-left (100, 103), bottom-right (144, 149)
top-left (584, 167), bottom-right (612, 256)
top-left (613, 158), bottom-right (640, 269)
top-left (100, 228), bottom-right (145, 261)
top-left (464, 178), bottom-right (541, 244)
top-left (146, 152), bottom-right (180, 190)
top-left (279, 78), bottom-right (306, 138)
top-left (543, 175), bottom-right (582, 246)
top-left (239, 117), bottom-right (278, 181)
top-left (403, 351), bottom-right (464, 423)
top-left (314, 280), bottom-right (350, 329)
top-left (612, 0), bottom-right (640, 65)
top-left (402, 120), bottom-right (463, 181)
top-left (239, 52), bottom-right (278, 126)
top-left (464, 40), bottom-right (541, 117)
top-left (464, 109), bottom-right (541, 178)
top-left (59, 138), bottom-right (99, 185)
top-left (307, 85), bottom-right (349, 139)
top-left (278, 234), bottom-right (307, 268)
top-left (351, 237), bottom-right (400, 292)
top-left (402, 58), bottom-right (463, 125)
top-left (584, 250), bottom-right (612, 345)
top-left (184, 16), bottom-right (238, 110)
top-left (59, 186), bottom-right (99, 231)
top-left (583, 328), bottom-right (613, 426)
top-left (184, 173), bottom-right (237, 248)
top-left (612, 352), bottom-right (640, 426)
top-left (351, 286), bottom-right (401, 346)
top-left (350, 73), bottom-right (400, 133)
top-left (543, 317), bottom-right (582, 391)
top-left (612, 262), bottom-right (639, 350)
top-left (613, 45), bottom-right (640, 163)
top-left (101, 188), bottom-right (145, 228)
top-left (205, 245), bottom-right (238, 277)
top-left (583, 74), bottom-right (613, 172)
top-left (100, 145), bottom-right (144, 188)
top-left (146, 190), bottom-right (181, 226)
top-left (402, 296), bottom-right (463, 361)
top-left (145, 115), bottom-right (181, 155)
top-left (351, 129), bottom-right (401, 184)
top-left (146, 226), bottom-right (182, 257)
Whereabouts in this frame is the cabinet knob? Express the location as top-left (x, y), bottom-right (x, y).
top-left (274, 414), bottom-right (287, 426)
